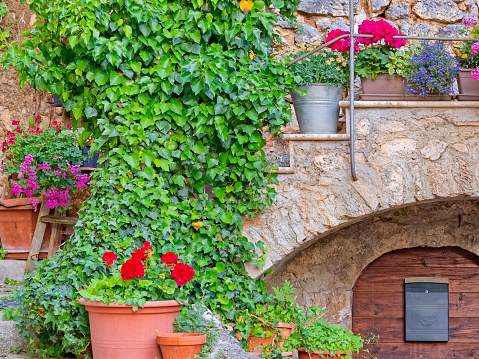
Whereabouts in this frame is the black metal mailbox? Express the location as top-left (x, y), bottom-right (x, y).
top-left (405, 277), bottom-right (449, 342)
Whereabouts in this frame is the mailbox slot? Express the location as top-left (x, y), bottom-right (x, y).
top-left (405, 277), bottom-right (449, 342)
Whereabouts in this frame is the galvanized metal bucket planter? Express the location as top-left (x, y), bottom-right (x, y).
top-left (291, 84), bottom-right (343, 134)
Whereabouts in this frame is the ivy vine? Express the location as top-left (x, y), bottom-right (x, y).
top-left (1, 0), bottom-right (300, 357)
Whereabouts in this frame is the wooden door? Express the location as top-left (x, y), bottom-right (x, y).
top-left (353, 247), bottom-right (479, 358)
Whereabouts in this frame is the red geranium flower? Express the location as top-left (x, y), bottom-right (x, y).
top-left (171, 263), bottom-right (195, 286)
top-left (120, 256), bottom-right (145, 281)
top-left (132, 248), bottom-right (147, 261)
top-left (161, 252), bottom-right (178, 264)
top-left (325, 29), bottom-right (359, 53)
top-left (102, 252), bottom-right (117, 268)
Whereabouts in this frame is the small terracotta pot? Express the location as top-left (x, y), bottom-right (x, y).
top-left (246, 323), bottom-right (296, 354)
top-left (80, 299), bottom-right (182, 359)
top-left (0, 197), bottom-right (52, 259)
top-left (157, 333), bottom-right (207, 359)
top-left (458, 69), bottom-right (479, 97)
top-left (297, 348), bottom-right (350, 359)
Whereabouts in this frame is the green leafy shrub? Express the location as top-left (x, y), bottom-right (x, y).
top-left (284, 307), bottom-right (364, 358)
top-left (0, 0), bottom-right (300, 357)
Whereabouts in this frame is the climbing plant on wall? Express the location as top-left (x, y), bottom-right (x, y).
top-left (1, 0), bottom-right (300, 356)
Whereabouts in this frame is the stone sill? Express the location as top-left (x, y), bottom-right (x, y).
top-left (340, 101), bottom-right (479, 109)
top-left (272, 167), bottom-right (295, 174)
top-left (283, 134), bottom-right (350, 141)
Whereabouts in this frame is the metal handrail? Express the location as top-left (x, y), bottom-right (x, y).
top-left (286, 9), bottom-right (479, 181)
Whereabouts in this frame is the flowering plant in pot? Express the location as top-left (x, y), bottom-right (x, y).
top-left (79, 243), bottom-right (195, 359)
top-left (157, 301), bottom-right (219, 359)
top-left (235, 280), bottom-right (300, 357)
top-left (0, 118), bottom-right (89, 258)
top-left (454, 17), bottom-right (479, 99)
top-left (1, 118), bottom-right (89, 210)
top-left (403, 41), bottom-right (458, 100)
top-left (283, 306), bottom-right (372, 359)
top-left (352, 20), bottom-right (406, 98)
top-left (278, 43), bottom-right (348, 134)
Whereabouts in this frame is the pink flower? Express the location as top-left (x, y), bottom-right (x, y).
top-left (62, 39), bottom-right (67, 44)
top-left (325, 29), bottom-right (359, 53)
top-left (67, 124), bottom-right (72, 129)
top-left (358, 20), bottom-right (406, 48)
top-left (61, 62), bottom-right (65, 66)
top-left (472, 42), bottom-right (479, 55)
top-left (472, 68), bottom-right (479, 80)
top-left (463, 17), bottom-right (476, 27)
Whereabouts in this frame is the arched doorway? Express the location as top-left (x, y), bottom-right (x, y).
top-left (353, 247), bottom-right (479, 358)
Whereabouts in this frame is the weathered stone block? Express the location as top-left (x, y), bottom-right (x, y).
top-left (385, 3), bottom-right (410, 20)
top-left (371, 0), bottom-right (391, 13)
top-left (298, 0), bottom-right (359, 16)
top-left (330, 17), bottom-right (350, 31)
top-left (295, 25), bottom-right (323, 44)
top-left (413, 0), bottom-right (464, 23)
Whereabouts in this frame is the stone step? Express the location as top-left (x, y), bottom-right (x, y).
top-left (0, 260), bottom-right (26, 284)
top-left (0, 318), bottom-right (27, 355)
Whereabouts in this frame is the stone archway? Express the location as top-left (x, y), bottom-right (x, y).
top-left (264, 200), bottom-right (479, 330)
top-left (353, 246), bottom-right (479, 358)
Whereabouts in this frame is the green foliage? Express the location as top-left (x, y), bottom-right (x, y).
top-left (384, 46), bottom-right (417, 77)
top-left (174, 302), bottom-right (220, 359)
top-left (283, 307), bottom-right (364, 358)
top-left (354, 48), bottom-right (392, 79)
top-left (279, 45), bottom-right (349, 87)
top-left (1, 0), bottom-right (300, 356)
top-left (0, 1), bottom-right (10, 50)
top-left (455, 22), bottom-right (479, 69)
top-left (0, 243), bottom-right (7, 260)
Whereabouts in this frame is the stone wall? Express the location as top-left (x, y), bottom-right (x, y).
top-left (244, 102), bottom-right (479, 278)
top-left (276, 0), bottom-right (479, 47)
top-left (264, 200), bottom-right (479, 328)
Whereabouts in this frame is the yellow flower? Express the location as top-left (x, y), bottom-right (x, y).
top-left (326, 60), bottom-right (331, 65)
top-left (337, 58), bottom-right (342, 62)
top-left (298, 61), bottom-right (302, 64)
top-left (314, 52), bottom-right (319, 56)
top-left (462, 54), bottom-right (468, 58)
top-left (329, 58), bottom-right (334, 61)
top-left (249, 50), bottom-right (255, 59)
top-left (336, 67), bottom-right (340, 71)
top-left (342, 62), bottom-right (347, 66)
top-left (306, 58), bottom-right (310, 61)
top-left (322, 53), bottom-right (327, 57)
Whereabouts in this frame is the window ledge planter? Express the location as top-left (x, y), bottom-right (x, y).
top-left (360, 74), bottom-right (452, 101)
top-left (297, 348), bottom-right (351, 359)
top-left (157, 333), bottom-right (207, 359)
top-left (79, 299), bottom-right (183, 359)
top-left (458, 69), bottom-right (479, 100)
top-left (0, 197), bottom-right (53, 259)
top-left (291, 84), bottom-right (343, 134)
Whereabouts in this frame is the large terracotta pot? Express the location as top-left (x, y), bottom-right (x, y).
top-left (79, 299), bottom-right (182, 359)
top-left (246, 323), bottom-right (296, 354)
top-left (457, 69), bottom-right (479, 100)
top-left (297, 348), bottom-right (350, 358)
top-left (157, 333), bottom-right (206, 359)
top-left (360, 73), bottom-right (452, 101)
top-left (0, 197), bottom-right (52, 259)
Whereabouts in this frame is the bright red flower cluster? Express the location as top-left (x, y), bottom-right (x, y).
top-left (161, 252), bottom-right (178, 266)
top-left (102, 252), bottom-right (117, 268)
top-left (357, 20), bottom-right (406, 48)
top-left (171, 262), bottom-right (195, 286)
top-left (326, 29), bottom-right (359, 53)
top-left (132, 241), bottom-right (154, 262)
top-left (120, 256), bottom-right (145, 281)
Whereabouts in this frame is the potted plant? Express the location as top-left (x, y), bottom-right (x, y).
top-left (351, 19), bottom-right (406, 98)
top-left (235, 281), bottom-right (299, 356)
top-left (157, 302), bottom-right (217, 359)
top-left (0, 118), bottom-right (89, 258)
top-left (455, 17), bottom-right (479, 100)
top-left (79, 245), bottom-right (195, 359)
top-left (403, 41), bottom-right (458, 100)
top-left (283, 306), bottom-right (367, 359)
top-left (280, 42), bottom-right (349, 134)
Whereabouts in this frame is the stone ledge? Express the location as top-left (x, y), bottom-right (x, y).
top-left (340, 101), bottom-right (479, 109)
top-left (272, 167), bottom-right (295, 174)
top-left (283, 134), bottom-right (350, 141)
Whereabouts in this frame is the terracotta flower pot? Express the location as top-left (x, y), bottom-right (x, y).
top-left (297, 348), bottom-right (350, 358)
top-left (79, 299), bottom-right (182, 359)
top-left (457, 69), bottom-right (479, 100)
top-left (157, 333), bottom-right (207, 359)
top-left (246, 323), bottom-right (296, 354)
top-left (0, 197), bottom-right (52, 259)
